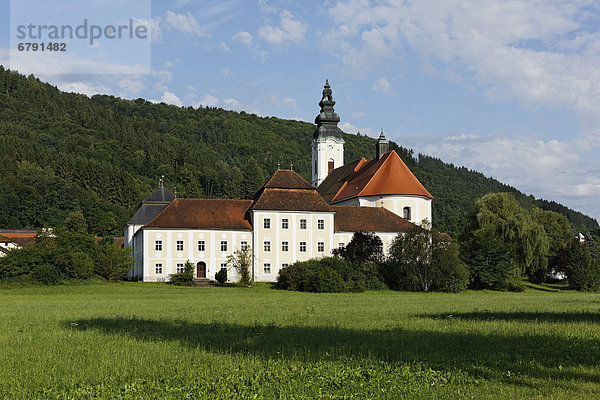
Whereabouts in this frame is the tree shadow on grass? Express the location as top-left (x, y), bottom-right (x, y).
top-left (423, 311), bottom-right (600, 324)
top-left (67, 316), bottom-right (600, 387)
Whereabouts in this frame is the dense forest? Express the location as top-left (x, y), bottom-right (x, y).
top-left (0, 67), bottom-right (597, 238)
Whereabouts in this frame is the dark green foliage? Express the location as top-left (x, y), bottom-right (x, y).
top-left (565, 239), bottom-right (599, 291)
top-left (461, 227), bottom-right (517, 289)
top-left (333, 231), bottom-right (384, 264)
top-left (276, 257), bottom-right (347, 293)
top-left (65, 210), bottom-right (88, 233)
top-left (460, 193), bottom-right (549, 289)
top-left (383, 227), bottom-right (468, 292)
top-left (0, 229), bottom-right (132, 283)
top-left (169, 261), bottom-right (194, 286)
top-left (95, 239), bottom-right (133, 281)
top-left (0, 69), bottom-right (595, 237)
top-left (215, 268), bottom-right (227, 285)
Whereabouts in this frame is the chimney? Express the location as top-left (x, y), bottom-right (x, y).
top-left (376, 130), bottom-right (389, 159)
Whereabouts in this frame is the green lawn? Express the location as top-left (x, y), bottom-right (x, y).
top-left (1, 283), bottom-right (599, 399)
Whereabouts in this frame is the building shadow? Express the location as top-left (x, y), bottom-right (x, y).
top-left (67, 316), bottom-right (600, 387)
top-left (423, 311), bottom-right (600, 324)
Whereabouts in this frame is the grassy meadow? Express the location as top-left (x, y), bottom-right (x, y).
top-left (1, 282), bottom-right (599, 399)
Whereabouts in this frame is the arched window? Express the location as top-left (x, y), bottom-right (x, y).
top-left (328, 159), bottom-right (335, 174)
top-left (403, 206), bottom-right (412, 221)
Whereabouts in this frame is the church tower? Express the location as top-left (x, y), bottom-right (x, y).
top-left (312, 80), bottom-right (344, 187)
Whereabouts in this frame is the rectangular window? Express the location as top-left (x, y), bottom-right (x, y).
top-left (300, 219), bottom-right (307, 230)
top-left (318, 242), bottom-right (325, 252)
top-left (154, 240), bottom-right (162, 251)
top-left (282, 263), bottom-right (289, 268)
top-left (264, 241), bottom-right (271, 252)
top-left (264, 218), bottom-right (271, 229)
top-left (176, 263), bottom-right (185, 273)
top-left (155, 263), bottom-right (163, 274)
top-left (240, 241), bottom-right (248, 250)
top-left (281, 241), bottom-right (289, 252)
top-left (197, 240), bottom-right (205, 252)
top-left (220, 241), bottom-right (228, 252)
top-left (281, 218), bottom-right (289, 229)
top-left (263, 263), bottom-right (271, 274)
top-left (299, 242), bottom-right (307, 252)
top-left (317, 219), bottom-right (324, 230)
top-left (176, 240), bottom-right (184, 252)
top-left (220, 263), bottom-right (227, 270)
top-left (338, 242), bottom-right (345, 250)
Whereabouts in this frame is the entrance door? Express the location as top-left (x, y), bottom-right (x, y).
top-left (196, 262), bottom-right (206, 278)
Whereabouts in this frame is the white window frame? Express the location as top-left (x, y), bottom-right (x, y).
top-left (264, 241), bottom-right (271, 252)
top-left (300, 219), bottom-right (307, 230)
top-left (317, 219), bottom-right (324, 230)
top-left (155, 263), bottom-right (163, 274)
top-left (263, 263), bottom-right (271, 274)
top-left (176, 240), bottom-right (184, 252)
top-left (176, 263), bottom-right (185, 273)
top-left (299, 242), bottom-right (307, 252)
top-left (198, 240), bottom-right (205, 252)
top-left (240, 241), bottom-right (248, 250)
top-left (154, 240), bottom-right (162, 251)
top-left (264, 218), bottom-right (271, 229)
top-left (317, 241), bottom-right (325, 252)
top-left (220, 241), bottom-right (228, 252)
top-left (281, 241), bottom-right (289, 252)
top-left (281, 218), bottom-right (289, 229)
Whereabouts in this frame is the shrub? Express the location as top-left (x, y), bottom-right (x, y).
top-left (215, 268), bottom-right (227, 285)
top-left (94, 241), bottom-right (133, 281)
top-left (276, 257), bottom-right (348, 293)
top-left (169, 261), bottom-right (194, 286)
top-left (227, 246), bottom-right (252, 286)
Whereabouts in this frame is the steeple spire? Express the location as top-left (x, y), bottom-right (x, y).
top-left (314, 79), bottom-right (344, 141)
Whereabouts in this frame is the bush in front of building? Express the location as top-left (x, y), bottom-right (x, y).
top-left (169, 261), bottom-right (194, 286)
top-left (275, 255), bottom-right (386, 293)
top-left (276, 257), bottom-right (347, 293)
top-left (215, 268), bottom-right (228, 285)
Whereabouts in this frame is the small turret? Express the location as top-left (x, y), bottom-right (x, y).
top-left (376, 130), bottom-right (389, 160)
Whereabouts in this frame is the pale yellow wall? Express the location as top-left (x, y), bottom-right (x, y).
top-left (252, 210), bottom-right (335, 282)
top-left (142, 228), bottom-right (252, 282)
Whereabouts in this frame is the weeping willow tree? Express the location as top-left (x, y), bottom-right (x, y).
top-left (461, 192), bottom-right (550, 288)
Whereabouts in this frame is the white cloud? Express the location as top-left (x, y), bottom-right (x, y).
top-left (164, 11), bottom-right (207, 37)
top-left (217, 42), bottom-right (231, 53)
top-left (372, 77), bottom-right (391, 93)
top-left (352, 112), bottom-right (366, 119)
top-left (221, 67), bottom-right (233, 75)
top-left (401, 131), bottom-right (600, 221)
top-left (118, 76), bottom-right (144, 95)
top-left (258, 10), bottom-right (307, 45)
top-left (325, 0), bottom-right (600, 127)
top-left (339, 122), bottom-right (373, 136)
top-left (159, 91), bottom-right (184, 106)
top-left (223, 98), bottom-right (241, 110)
top-left (193, 94), bottom-right (220, 108)
top-left (232, 31), bottom-right (254, 46)
top-left (152, 70), bottom-right (173, 92)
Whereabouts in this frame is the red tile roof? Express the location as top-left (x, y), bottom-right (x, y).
top-left (317, 151), bottom-right (433, 203)
top-left (144, 199), bottom-right (253, 230)
top-left (251, 169), bottom-right (332, 212)
top-left (332, 206), bottom-right (415, 233)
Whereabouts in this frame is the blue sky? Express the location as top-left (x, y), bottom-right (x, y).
top-left (1, 0), bottom-right (599, 223)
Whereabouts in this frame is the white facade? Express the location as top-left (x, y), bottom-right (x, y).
top-left (136, 228), bottom-right (252, 282)
top-left (334, 194), bottom-right (432, 226)
top-left (311, 138), bottom-right (344, 187)
top-left (251, 209), bottom-right (336, 282)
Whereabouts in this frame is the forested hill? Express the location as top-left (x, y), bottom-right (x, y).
top-left (0, 67), bottom-right (597, 238)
